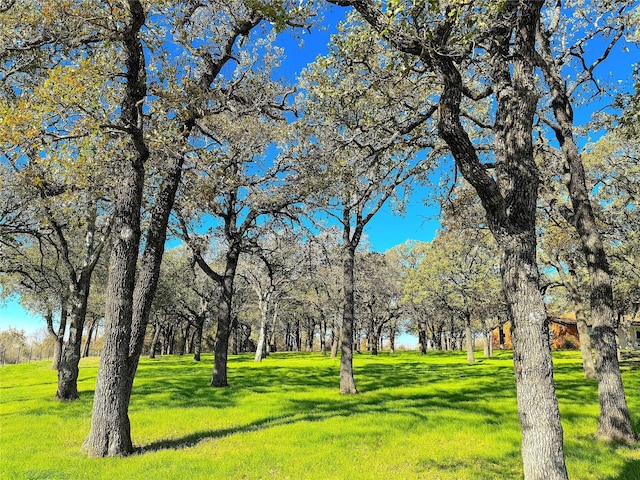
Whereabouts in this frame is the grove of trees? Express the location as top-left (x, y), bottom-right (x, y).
top-left (1, 1), bottom-right (638, 478)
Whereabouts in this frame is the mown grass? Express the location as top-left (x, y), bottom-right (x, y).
top-left (1, 350), bottom-right (638, 479)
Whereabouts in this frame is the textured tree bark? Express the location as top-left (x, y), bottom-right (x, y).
top-left (340, 242), bottom-right (358, 394)
top-left (83, 0), bottom-right (190, 456)
top-left (56, 283), bottom-right (90, 400)
top-left (537, 28), bottom-right (636, 443)
top-left (211, 251), bottom-right (239, 387)
top-left (433, 2), bottom-right (567, 476)
top-left (82, 148), bottom-right (144, 457)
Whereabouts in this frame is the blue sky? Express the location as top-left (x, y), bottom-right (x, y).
top-left (1, 4), bottom-right (637, 340)
top-left (0, 5), bottom-right (438, 339)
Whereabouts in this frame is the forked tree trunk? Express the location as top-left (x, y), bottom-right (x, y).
top-left (83, 153), bottom-right (144, 456)
top-left (433, 2), bottom-right (567, 476)
top-left (82, 316), bottom-right (98, 358)
top-left (84, 24), bottom-right (185, 459)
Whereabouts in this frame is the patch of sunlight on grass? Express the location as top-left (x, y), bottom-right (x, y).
top-left (1, 350), bottom-right (639, 479)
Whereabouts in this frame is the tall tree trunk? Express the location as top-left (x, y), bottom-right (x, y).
top-left (83, 151), bottom-right (144, 456)
top-left (340, 242), bottom-right (358, 394)
top-left (537, 29), bottom-right (636, 443)
top-left (83, 2), bottom-right (187, 455)
top-left (434, 2), bottom-right (566, 476)
top-left (342, 0), bottom-right (567, 474)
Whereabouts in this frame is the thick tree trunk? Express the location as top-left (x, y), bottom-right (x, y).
top-left (211, 251), bottom-right (239, 387)
top-left (340, 243), bottom-right (358, 394)
top-left (433, 2), bottom-right (567, 476)
top-left (418, 318), bottom-right (428, 354)
top-left (501, 234), bottom-right (567, 479)
top-left (370, 328), bottom-right (379, 355)
top-left (342, 2), bottom-right (567, 474)
top-left (83, 154), bottom-right (143, 457)
top-left (537, 29), bottom-right (636, 443)
top-left (83, 1), bottom-right (187, 455)
top-left (576, 317), bottom-right (596, 378)
top-left (212, 289), bottom-right (232, 385)
top-left (56, 283), bottom-right (90, 400)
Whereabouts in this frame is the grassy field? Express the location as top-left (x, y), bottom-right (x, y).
top-left (0, 350), bottom-right (638, 479)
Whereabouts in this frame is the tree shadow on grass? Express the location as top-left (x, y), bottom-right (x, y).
top-left (133, 359), bottom-right (524, 455)
top-left (608, 459), bottom-right (640, 480)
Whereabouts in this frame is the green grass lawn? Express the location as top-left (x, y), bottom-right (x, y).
top-left (1, 350), bottom-right (638, 479)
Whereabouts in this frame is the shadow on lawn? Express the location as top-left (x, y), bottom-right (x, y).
top-left (127, 348), bottom-right (638, 480)
top-left (608, 459), bottom-right (640, 480)
top-left (134, 352), bottom-right (522, 454)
